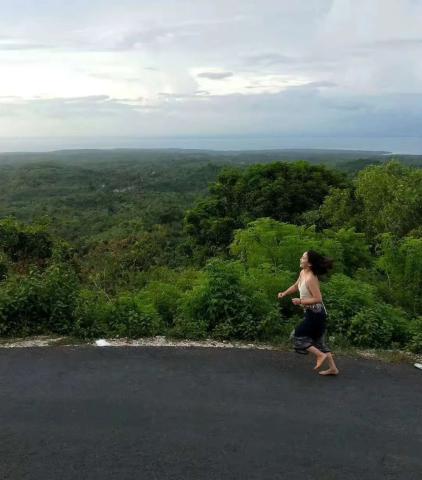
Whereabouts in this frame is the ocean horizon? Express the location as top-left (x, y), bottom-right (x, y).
top-left (0, 135), bottom-right (421, 155)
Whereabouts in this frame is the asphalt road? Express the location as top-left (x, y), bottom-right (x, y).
top-left (0, 346), bottom-right (421, 480)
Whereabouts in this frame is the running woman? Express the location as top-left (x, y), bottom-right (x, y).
top-left (278, 250), bottom-right (339, 376)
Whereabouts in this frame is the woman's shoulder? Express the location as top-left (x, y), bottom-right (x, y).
top-left (305, 271), bottom-right (319, 283)
top-left (299, 270), bottom-right (306, 282)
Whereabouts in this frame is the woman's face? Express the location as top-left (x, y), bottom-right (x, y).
top-left (300, 252), bottom-right (310, 269)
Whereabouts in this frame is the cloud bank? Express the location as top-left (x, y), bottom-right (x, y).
top-left (0, 0), bottom-right (421, 145)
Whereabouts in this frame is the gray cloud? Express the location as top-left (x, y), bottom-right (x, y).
top-left (0, 95), bottom-right (131, 119)
top-left (0, 0), bottom-right (421, 146)
top-left (242, 53), bottom-right (297, 66)
top-left (197, 71), bottom-right (234, 80)
top-left (0, 39), bottom-right (53, 50)
top-left (302, 81), bottom-right (337, 88)
top-left (113, 27), bottom-right (182, 50)
top-left (360, 37), bottom-right (422, 49)
top-left (2, 88), bottom-right (421, 139)
top-left (88, 72), bottom-right (143, 83)
top-left (60, 95), bottom-right (110, 104)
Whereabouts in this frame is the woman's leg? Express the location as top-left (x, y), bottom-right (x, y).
top-left (311, 322), bottom-right (339, 375)
top-left (306, 345), bottom-right (328, 369)
top-left (319, 353), bottom-right (339, 375)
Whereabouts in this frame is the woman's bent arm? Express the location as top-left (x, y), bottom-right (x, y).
top-left (280, 275), bottom-right (300, 296)
top-left (283, 284), bottom-right (298, 295)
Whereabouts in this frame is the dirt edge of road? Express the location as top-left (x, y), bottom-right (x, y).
top-left (0, 335), bottom-right (420, 365)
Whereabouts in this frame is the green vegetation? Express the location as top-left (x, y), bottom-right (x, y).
top-left (0, 149), bottom-right (421, 354)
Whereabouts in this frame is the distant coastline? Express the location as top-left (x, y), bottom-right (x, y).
top-left (0, 136), bottom-right (421, 155)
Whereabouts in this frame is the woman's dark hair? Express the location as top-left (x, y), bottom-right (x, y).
top-left (306, 250), bottom-right (334, 276)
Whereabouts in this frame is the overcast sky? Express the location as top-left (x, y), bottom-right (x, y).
top-left (0, 0), bottom-right (421, 146)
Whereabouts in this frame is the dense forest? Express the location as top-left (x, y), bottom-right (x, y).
top-left (0, 149), bottom-right (421, 353)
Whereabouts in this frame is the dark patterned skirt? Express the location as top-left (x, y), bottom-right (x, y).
top-left (293, 306), bottom-right (331, 354)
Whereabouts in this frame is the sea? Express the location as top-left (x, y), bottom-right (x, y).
top-left (0, 136), bottom-right (421, 155)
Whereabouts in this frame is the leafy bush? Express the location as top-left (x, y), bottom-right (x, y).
top-left (0, 263), bottom-right (79, 336)
top-left (73, 290), bottom-right (112, 339)
top-left (108, 294), bottom-right (161, 338)
top-left (230, 218), bottom-right (365, 275)
top-left (0, 289), bottom-right (11, 336)
top-left (322, 274), bottom-right (377, 336)
top-left (171, 298), bottom-right (209, 340)
top-left (375, 234), bottom-right (422, 316)
top-left (324, 228), bottom-right (373, 276)
top-left (0, 252), bottom-right (8, 281)
top-left (348, 304), bottom-right (409, 348)
top-left (236, 220), bottom-right (335, 269)
top-left (408, 317), bottom-right (422, 353)
top-left (257, 309), bottom-right (296, 342)
top-left (241, 264), bottom-right (295, 301)
top-left (138, 281), bottom-right (183, 328)
top-left (0, 218), bottom-right (54, 263)
top-left (240, 264), bottom-right (299, 321)
top-left (74, 291), bottom-right (161, 339)
top-left (173, 259), bottom-right (279, 340)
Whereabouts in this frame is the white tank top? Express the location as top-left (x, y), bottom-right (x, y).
top-left (298, 274), bottom-right (327, 314)
top-left (298, 277), bottom-right (312, 299)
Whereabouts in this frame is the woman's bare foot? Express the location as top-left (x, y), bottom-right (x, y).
top-left (313, 353), bottom-right (328, 370)
top-left (318, 368), bottom-right (339, 376)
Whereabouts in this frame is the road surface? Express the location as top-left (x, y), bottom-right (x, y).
top-left (0, 346), bottom-right (421, 479)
